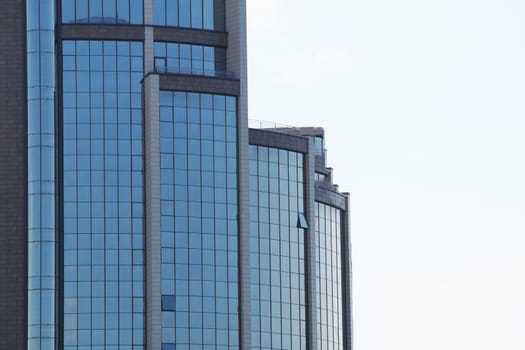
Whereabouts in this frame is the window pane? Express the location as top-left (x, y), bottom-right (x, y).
top-left (203, 0), bottom-right (214, 30)
top-left (191, 0), bottom-right (202, 28)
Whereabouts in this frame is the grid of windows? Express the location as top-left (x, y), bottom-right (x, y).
top-left (27, 0), bottom-right (56, 348)
top-left (249, 145), bottom-right (307, 350)
top-left (315, 203), bottom-right (344, 350)
top-left (154, 42), bottom-right (219, 77)
top-left (154, 0), bottom-right (214, 29)
top-left (159, 91), bottom-right (239, 349)
top-left (62, 0), bottom-right (143, 24)
top-left (62, 40), bottom-right (144, 349)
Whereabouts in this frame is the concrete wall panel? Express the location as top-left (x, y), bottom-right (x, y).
top-left (0, 0), bottom-right (27, 348)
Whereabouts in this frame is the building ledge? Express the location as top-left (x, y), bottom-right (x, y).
top-left (61, 23), bottom-right (145, 41)
top-left (60, 24), bottom-right (228, 49)
top-left (144, 72), bottom-right (240, 96)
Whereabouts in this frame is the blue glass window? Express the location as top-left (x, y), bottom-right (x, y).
top-left (297, 213), bottom-right (308, 229)
top-left (62, 40), bottom-right (144, 349)
top-left (154, 0), bottom-right (215, 30)
top-left (160, 91), bottom-right (239, 348)
top-left (249, 145), bottom-right (307, 350)
top-left (154, 42), bottom-right (221, 77)
top-left (315, 203), bottom-right (344, 350)
top-left (27, 0), bottom-right (56, 348)
top-left (162, 295), bottom-right (176, 311)
top-left (62, 0), bottom-right (144, 24)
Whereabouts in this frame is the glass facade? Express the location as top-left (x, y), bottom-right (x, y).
top-left (315, 202), bottom-right (344, 350)
top-left (19, 1), bottom-right (351, 347)
top-left (62, 0), bottom-right (144, 24)
top-left (249, 145), bottom-right (307, 350)
top-left (27, 0), bottom-right (56, 348)
top-left (154, 42), bottom-right (218, 77)
top-left (62, 40), bottom-right (145, 349)
top-left (159, 91), bottom-right (239, 349)
top-left (154, 0), bottom-right (215, 29)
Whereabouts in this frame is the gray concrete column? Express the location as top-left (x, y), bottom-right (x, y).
top-left (237, 95), bottom-right (251, 350)
top-left (144, 74), bottom-right (161, 350)
top-left (342, 194), bottom-right (353, 350)
top-left (144, 0), bottom-right (153, 25)
top-left (225, 0), bottom-right (247, 85)
top-left (144, 26), bottom-right (154, 74)
top-left (225, 0), bottom-right (251, 348)
top-left (305, 139), bottom-right (318, 350)
top-left (0, 0), bottom-right (27, 348)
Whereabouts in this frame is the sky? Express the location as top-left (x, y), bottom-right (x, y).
top-left (246, 0), bottom-right (525, 349)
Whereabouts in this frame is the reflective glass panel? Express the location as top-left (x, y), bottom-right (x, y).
top-left (315, 202), bottom-right (344, 350)
top-left (62, 0), bottom-right (143, 24)
top-left (154, 42), bottom-right (224, 77)
top-left (160, 91), bottom-right (239, 349)
top-left (62, 40), bottom-right (144, 349)
top-left (249, 145), bottom-right (307, 350)
top-left (27, 0), bottom-right (56, 348)
top-left (153, 0), bottom-right (215, 30)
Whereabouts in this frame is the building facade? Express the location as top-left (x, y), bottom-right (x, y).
top-left (0, 1), bottom-right (351, 349)
top-left (248, 127), bottom-right (352, 350)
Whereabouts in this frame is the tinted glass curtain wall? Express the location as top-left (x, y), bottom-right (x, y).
top-left (27, 0), bottom-right (57, 348)
top-left (13, 0), bottom-right (354, 349)
top-left (159, 91), bottom-right (239, 350)
top-left (153, 42), bottom-right (217, 76)
top-left (154, 0), bottom-right (215, 29)
top-left (316, 202), bottom-right (344, 350)
top-left (62, 0), bottom-right (144, 24)
top-left (62, 40), bottom-right (145, 349)
top-left (249, 145), bottom-right (307, 350)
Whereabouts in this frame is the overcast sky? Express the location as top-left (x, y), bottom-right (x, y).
top-left (247, 0), bottom-right (525, 349)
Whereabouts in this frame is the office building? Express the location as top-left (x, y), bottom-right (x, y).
top-left (0, 1), bottom-right (352, 349)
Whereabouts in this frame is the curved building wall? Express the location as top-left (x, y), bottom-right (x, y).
top-left (248, 128), bottom-right (352, 350)
top-left (62, 0), bottom-right (144, 24)
top-left (7, 1), bottom-right (358, 349)
top-left (27, 0), bottom-right (57, 348)
top-left (153, 0), bottom-right (217, 29)
top-left (55, 0), bottom-right (245, 349)
top-left (153, 42), bottom-right (216, 75)
top-left (158, 91), bottom-right (239, 349)
top-left (248, 145), bottom-right (307, 350)
top-left (62, 40), bottom-right (145, 349)
top-left (315, 202), bottom-right (344, 350)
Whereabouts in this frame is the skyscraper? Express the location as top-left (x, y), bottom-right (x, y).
top-left (0, 1), bottom-right (351, 349)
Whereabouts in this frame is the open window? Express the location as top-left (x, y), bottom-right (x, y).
top-left (297, 213), bottom-right (308, 229)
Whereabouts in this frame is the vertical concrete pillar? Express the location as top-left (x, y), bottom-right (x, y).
top-left (144, 0), bottom-right (154, 25)
top-left (305, 139), bottom-right (318, 350)
top-left (342, 194), bottom-right (353, 350)
top-left (144, 26), bottom-right (154, 74)
top-left (0, 0), bottom-right (27, 348)
top-left (144, 74), bottom-right (161, 350)
top-left (225, 0), bottom-right (250, 348)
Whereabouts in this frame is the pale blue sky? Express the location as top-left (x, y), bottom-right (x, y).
top-left (247, 0), bottom-right (525, 349)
